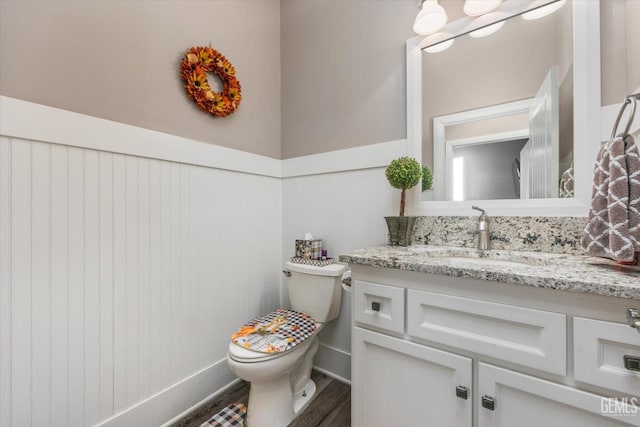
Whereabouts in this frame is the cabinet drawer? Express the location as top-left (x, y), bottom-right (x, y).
top-left (353, 280), bottom-right (404, 334)
top-left (574, 317), bottom-right (640, 396)
top-left (407, 290), bottom-right (566, 375)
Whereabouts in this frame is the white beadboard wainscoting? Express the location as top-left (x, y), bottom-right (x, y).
top-left (0, 127), bottom-right (283, 425)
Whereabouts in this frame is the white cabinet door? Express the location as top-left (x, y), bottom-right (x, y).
top-left (478, 363), bottom-right (640, 427)
top-left (352, 327), bottom-right (472, 427)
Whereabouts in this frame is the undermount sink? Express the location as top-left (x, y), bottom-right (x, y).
top-left (441, 256), bottom-right (535, 267)
top-left (405, 246), bottom-right (558, 267)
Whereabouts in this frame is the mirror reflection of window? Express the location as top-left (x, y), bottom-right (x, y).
top-left (451, 139), bottom-right (528, 201)
top-left (452, 156), bottom-right (464, 201)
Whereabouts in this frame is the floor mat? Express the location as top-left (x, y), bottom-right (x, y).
top-left (199, 402), bottom-right (247, 427)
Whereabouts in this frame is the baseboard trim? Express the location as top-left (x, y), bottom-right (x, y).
top-left (160, 377), bottom-right (243, 427)
top-left (97, 358), bottom-right (236, 427)
top-left (312, 365), bottom-right (351, 386)
top-left (313, 343), bottom-right (351, 384)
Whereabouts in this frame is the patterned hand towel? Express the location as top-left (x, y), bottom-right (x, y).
top-left (581, 134), bottom-right (640, 262)
top-left (559, 163), bottom-right (574, 198)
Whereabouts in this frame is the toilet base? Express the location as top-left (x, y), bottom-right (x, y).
top-left (293, 378), bottom-right (317, 415)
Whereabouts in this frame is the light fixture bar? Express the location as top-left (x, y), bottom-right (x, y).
top-left (418, 0), bottom-right (558, 51)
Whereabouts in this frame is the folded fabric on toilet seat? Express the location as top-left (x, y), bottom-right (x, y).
top-left (230, 309), bottom-right (316, 354)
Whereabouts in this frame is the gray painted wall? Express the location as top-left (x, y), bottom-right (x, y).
top-left (280, 0), bottom-right (416, 159)
top-left (0, 0), bottom-right (282, 159)
top-left (600, 0), bottom-right (640, 105)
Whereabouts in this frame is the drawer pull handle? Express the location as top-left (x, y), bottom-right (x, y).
top-left (371, 301), bottom-right (381, 312)
top-left (627, 308), bottom-right (640, 334)
top-left (455, 385), bottom-right (468, 400)
top-left (624, 355), bottom-right (640, 372)
top-left (481, 395), bottom-right (496, 411)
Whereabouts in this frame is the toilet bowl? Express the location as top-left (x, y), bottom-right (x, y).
top-left (226, 261), bottom-right (347, 427)
top-left (227, 322), bottom-right (323, 427)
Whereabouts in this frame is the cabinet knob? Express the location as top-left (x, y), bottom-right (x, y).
top-left (481, 395), bottom-right (496, 411)
top-left (371, 301), bottom-right (381, 312)
top-left (627, 308), bottom-right (640, 334)
top-left (623, 355), bottom-right (640, 371)
top-left (455, 385), bottom-right (468, 400)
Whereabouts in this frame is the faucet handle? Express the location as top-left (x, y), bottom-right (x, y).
top-left (472, 205), bottom-right (485, 214)
top-left (472, 206), bottom-right (487, 220)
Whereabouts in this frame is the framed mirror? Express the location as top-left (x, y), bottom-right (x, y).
top-left (406, 0), bottom-right (601, 216)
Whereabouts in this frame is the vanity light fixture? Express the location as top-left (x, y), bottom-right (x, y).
top-left (469, 20), bottom-right (505, 38)
top-left (423, 38), bottom-right (455, 53)
top-left (413, 0), bottom-right (448, 35)
top-left (463, 0), bottom-right (502, 17)
top-left (521, 0), bottom-right (566, 20)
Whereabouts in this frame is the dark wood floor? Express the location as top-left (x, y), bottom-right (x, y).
top-left (171, 370), bottom-right (351, 427)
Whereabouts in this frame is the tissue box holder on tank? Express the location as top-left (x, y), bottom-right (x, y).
top-left (295, 239), bottom-right (322, 260)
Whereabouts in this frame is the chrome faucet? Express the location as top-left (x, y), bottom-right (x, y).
top-left (472, 206), bottom-right (490, 251)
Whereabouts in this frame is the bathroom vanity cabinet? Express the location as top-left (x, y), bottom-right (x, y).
top-left (350, 265), bottom-right (640, 427)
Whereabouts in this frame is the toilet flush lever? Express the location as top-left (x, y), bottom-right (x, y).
top-left (282, 270), bottom-right (291, 278)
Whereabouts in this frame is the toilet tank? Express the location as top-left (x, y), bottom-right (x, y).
top-left (284, 261), bottom-right (347, 323)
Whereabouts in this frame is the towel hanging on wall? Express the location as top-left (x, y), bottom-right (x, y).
top-left (581, 134), bottom-right (640, 262)
top-left (581, 93), bottom-right (640, 263)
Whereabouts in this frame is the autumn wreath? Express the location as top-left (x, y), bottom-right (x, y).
top-left (180, 45), bottom-right (241, 117)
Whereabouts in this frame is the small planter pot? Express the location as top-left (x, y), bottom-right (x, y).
top-left (384, 216), bottom-right (418, 246)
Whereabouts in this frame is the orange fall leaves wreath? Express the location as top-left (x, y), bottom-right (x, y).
top-left (180, 45), bottom-right (241, 117)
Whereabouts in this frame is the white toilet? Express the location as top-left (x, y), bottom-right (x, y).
top-left (226, 261), bottom-right (347, 427)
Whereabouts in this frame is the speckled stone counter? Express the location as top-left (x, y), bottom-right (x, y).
top-left (339, 245), bottom-right (640, 300)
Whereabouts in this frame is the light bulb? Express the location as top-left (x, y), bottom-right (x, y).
top-left (469, 20), bottom-right (505, 38)
top-left (424, 38), bottom-right (455, 53)
top-left (414, 0), bottom-right (448, 35)
top-left (463, 0), bottom-right (502, 17)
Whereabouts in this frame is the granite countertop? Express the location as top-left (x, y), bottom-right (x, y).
top-left (338, 245), bottom-right (640, 300)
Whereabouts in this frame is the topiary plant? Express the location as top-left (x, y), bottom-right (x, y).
top-left (386, 157), bottom-right (433, 216)
top-left (422, 166), bottom-right (433, 192)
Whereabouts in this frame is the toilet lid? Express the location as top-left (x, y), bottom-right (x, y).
top-left (230, 308), bottom-right (317, 354)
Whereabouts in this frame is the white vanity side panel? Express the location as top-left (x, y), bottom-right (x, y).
top-left (574, 317), bottom-right (640, 396)
top-left (407, 290), bottom-right (567, 375)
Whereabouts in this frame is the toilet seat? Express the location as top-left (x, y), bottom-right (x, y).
top-left (229, 309), bottom-right (318, 360)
